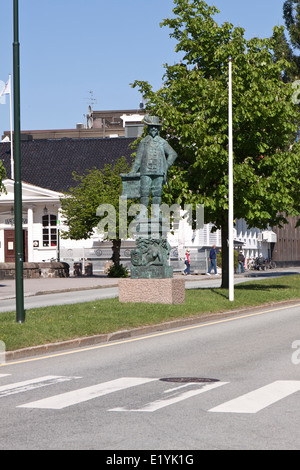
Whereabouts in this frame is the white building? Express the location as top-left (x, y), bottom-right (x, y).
top-left (0, 179), bottom-right (62, 264)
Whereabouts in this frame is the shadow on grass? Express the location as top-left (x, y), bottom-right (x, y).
top-left (235, 284), bottom-right (289, 291)
top-left (209, 288), bottom-right (228, 299)
top-left (199, 283), bottom-right (290, 301)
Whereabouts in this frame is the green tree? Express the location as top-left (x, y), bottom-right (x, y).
top-left (284, 0), bottom-right (300, 46)
top-left (0, 164), bottom-right (6, 193)
top-left (132, 0), bottom-right (300, 288)
top-left (272, 0), bottom-right (300, 221)
top-left (60, 156), bottom-right (131, 269)
top-left (272, 1), bottom-right (300, 82)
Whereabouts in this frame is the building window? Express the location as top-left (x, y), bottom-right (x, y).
top-left (42, 214), bottom-right (57, 247)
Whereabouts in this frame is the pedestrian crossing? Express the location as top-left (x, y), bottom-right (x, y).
top-left (1, 373), bottom-right (300, 415)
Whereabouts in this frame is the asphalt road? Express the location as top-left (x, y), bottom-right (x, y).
top-left (0, 301), bottom-right (300, 450)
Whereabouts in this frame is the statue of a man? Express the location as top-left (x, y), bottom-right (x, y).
top-left (129, 114), bottom-right (178, 208)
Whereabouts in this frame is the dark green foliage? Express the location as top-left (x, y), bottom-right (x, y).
top-left (107, 263), bottom-right (129, 278)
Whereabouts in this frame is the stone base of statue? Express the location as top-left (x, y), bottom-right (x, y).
top-left (118, 277), bottom-right (185, 305)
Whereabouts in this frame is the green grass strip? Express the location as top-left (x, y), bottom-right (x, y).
top-left (0, 275), bottom-right (299, 351)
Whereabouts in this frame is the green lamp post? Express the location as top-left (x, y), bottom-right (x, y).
top-left (13, 0), bottom-right (25, 323)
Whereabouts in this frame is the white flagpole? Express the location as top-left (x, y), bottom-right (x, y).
top-left (9, 74), bottom-right (14, 180)
top-left (228, 58), bottom-right (234, 301)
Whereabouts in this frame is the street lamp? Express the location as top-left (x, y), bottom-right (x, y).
top-left (13, 0), bottom-right (25, 323)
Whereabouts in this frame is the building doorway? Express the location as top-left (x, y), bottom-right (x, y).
top-left (4, 230), bottom-right (28, 263)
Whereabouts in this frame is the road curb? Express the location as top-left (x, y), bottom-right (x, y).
top-left (4, 299), bottom-right (300, 362)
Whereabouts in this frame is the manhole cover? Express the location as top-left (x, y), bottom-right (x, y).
top-left (159, 377), bottom-right (219, 384)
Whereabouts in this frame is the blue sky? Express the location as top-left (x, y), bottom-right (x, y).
top-left (0, 0), bottom-right (287, 137)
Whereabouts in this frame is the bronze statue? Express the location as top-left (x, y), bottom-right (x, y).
top-left (121, 114), bottom-right (178, 279)
top-left (128, 114), bottom-right (177, 207)
top-left (122, 114), bottom-right (177, 205)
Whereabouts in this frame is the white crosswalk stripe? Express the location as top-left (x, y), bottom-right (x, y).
top-left (0, 375), bottom-right (81, 398)
top-left (0, 374), bottom-right (11, 378)
top-left (209, 381), bottom-right (300, 414)
top-left (110, 381), bottom-right (229, 412)
top-left (18, 377), bottom-right (157, 410)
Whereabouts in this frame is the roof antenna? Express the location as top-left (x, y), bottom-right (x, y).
top-left (85, 90), bottom-right (97, 109)
top-left (84, 91), bottom-right (97, 128)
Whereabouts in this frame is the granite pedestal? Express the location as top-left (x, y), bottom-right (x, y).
top-left (118, 277), bottom-right (185, 304)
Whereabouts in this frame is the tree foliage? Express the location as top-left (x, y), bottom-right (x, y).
top-left (284, 0), bottom-right (300, 47)
top-left (0, 163), bottom-right (6, 194)
top-left (132, 0), bottom-right (300, 286)
top-left (272, 0), bottom-right (300, 82)
top-left (272, 0), bottom-right (300, 222)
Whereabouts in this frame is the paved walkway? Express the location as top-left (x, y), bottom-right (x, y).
top-left (0, 275), bottom-right (120, 300)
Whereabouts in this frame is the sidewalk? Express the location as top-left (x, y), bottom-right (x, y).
top-left (0, 275), bottom-right (120, 300)
top-left (0, 267), bottom-right (299, 300)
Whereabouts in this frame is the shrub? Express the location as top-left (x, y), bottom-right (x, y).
top-left (216, 250), bottom-right (239, 270)
top-left (107, 263), bottom-right (129, 278)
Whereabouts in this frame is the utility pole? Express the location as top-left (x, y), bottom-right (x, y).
top-left (228, 58), bottom-right (234, 302)
top-left (13, 0), bottom-right (25, 323)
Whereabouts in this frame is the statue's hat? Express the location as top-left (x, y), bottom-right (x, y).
top-left (143, 114), bottom-right (162, 127)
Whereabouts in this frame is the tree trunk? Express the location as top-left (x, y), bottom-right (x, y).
top-left (221, 214), bottom-right (229, 289)
top-left (112, 239), bottom-right (121, 267)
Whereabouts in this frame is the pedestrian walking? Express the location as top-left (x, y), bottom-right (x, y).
top-left (183, 249), bottom-right (191, 275)
top-left (207, 244), bottom-right (217, 275)
top-left (238, 251), bottom-right (245, 273)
